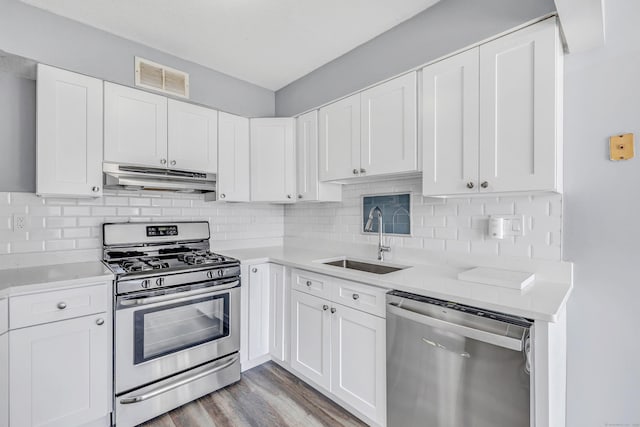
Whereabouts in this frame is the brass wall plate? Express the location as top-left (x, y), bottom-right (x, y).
top-left (609, 133), bottom-right (634, 161)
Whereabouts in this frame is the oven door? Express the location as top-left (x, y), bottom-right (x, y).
top-left (115, 279), bottom-right (240, 394)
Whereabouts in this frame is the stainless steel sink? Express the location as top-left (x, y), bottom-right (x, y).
top-left (322, 259), bottom-right (408, 274)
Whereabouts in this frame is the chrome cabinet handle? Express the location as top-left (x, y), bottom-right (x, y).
top-left (466, 182), bottom-right (474, 189)
top-left (297, 194), bottom-right (303, 199)
top-left (160, 159), bottom-right (167, 165)
top-left (57, 302), bottom-right (67, 310)
top-left (330, 307), bottom-right (337, 314)
top-left (219, 193), bottom-right (226, 199)
top-left (352, 294), bottom-right (360, 300)
top-left (92, 186), bottom-right (100, 192)
top-left (287, 194), bottom-right (292, 199)
top-left (252, 268), bottom-right (258, 273)
top-left (360, 168), bottom-right (366, 174)
top-left (96, 318), bottom-right (105, 326)
top-left (480, 181), bottom-right (489, 189)
top-left (352, 169), bottom-right (359, 175)
top-left (323, 305), bottom-right (329, 311)
top-left (170, 160), bottom-right (176, 166)
top-left (306, 280), bottom-right (312, 287)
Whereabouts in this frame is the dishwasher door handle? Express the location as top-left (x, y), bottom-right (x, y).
top-left (387, 303), bottom-right (523, 351)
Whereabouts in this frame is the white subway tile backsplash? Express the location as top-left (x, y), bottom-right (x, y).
top-left (284, 176), bottom-right (562, 261)
top-left (0, 191), bottom-right (285, 261)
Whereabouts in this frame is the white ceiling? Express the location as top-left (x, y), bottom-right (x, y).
top-left (20, 0), bottom-right (441, 90)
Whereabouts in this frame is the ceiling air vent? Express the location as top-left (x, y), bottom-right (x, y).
top-left (135, 57), bottom-right (190, 98)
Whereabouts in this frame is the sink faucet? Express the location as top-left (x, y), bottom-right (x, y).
top-left (365, 206), bottom-right (391, 261)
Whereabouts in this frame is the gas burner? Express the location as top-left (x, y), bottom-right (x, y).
top-left (120, 257), bottom-right (171, 273)
top-left (177, 251), bottom-right (226, 266)
top-left (121, 259), bottom-right (152, 273)
top-left (146, 258), bottom-right (170, 270)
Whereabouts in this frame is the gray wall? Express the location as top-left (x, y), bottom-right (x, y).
top-left (0, 73), bottom-right (35, 192)
top-left (0, 0), bottom-right (274, 117)
top-left (275, 0), bottom-right (556, 116)
top-left (563, 0), bottom-right (640, 425)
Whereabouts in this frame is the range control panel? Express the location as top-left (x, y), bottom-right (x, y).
top-left (146, 225), bottom-right (178, 237)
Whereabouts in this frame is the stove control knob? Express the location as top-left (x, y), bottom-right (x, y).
top-left (155, 278), bottom-right (164, 287)
top-left (217, 270), bottom-right (224, 277)
top-left (141, 280), bottom-right (151, 289)
top-left (207, 271), bottom-right (214, 279)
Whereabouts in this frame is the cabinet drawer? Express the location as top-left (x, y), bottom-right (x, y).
top-left (0, 298), bottom-right (7, 335)
top-left (10, 283), bottom-right (109, 329)
top-left (332, 279), bottom-right (387, 318)
top-left (291, 269), bottom-right (333, 299)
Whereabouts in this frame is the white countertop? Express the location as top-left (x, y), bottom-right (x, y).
top-left (0, 261), bottom-right (114, 298)
top-left (219, 246), bottom-right (572, 322)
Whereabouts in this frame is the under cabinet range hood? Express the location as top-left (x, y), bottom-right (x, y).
top-left (103, 163), bottom-right (216, 194)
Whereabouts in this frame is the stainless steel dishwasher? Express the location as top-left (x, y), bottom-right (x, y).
top-left (386, 290), bottom-right (532, 427)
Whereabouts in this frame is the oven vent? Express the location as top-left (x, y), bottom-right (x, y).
top-left (135, 57), bottom-right (189, 98)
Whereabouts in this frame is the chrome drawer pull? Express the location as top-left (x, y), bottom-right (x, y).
top-left (352, 294), bottom-right (360, 300)
top-left (57, 302), bottom-right (67, 310)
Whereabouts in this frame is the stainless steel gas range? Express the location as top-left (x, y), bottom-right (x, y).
top-left (103, 221), bottom-right (241, 427)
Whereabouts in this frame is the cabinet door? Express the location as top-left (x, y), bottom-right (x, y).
top-left (318, 94), bottom-right (361, 181)
top-left (479, 18), bottom-right (560, 192)
top-left (168, 99), bottom-right (218, 173)
top-left (0, 333), bottom-right (7, 427)
top-left (10, 314), bottom-right (110, 427)
top-left (247, 264), bottom-right (270, 361)
top-left (104, 82), bottom-right (168, 168)
top-left (330, 304), bottom-right (386, 424)
top-left (36, 64), bottom-right (103, 197)
top-left (250, 118), bottom-right (296, 202)
top-left (218, 112), bottom-right (250, 202)
top-left (296, 111), bottom-right (341, 202)
top-left (422, 49), bottom-right (480, 196)
top-left (361, 72), bottom-right (417, 176)
top-left (290, 290), bottom-right (331, 390)
top-left (269, 264), bottom-right (286, 362)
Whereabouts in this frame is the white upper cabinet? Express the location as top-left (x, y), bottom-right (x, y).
top-left (422, 18), bottom-right (562, 196)
top-left (36, 64), bottom-right (103, 198)
top-left (250, 118), bottom-right (296, 203)
top-left (296, 111), bottom-right (341, 202)
top-left (319, 72), bottom-right (418, 182)
top-left (167, 99), bottom-right (217, 173)
top-left (361, 72), bottom-right (417, 176)
top-left (319, 94), bottom-right (361, 181)
top-left (422, 49), bottom-right (480, 196)
top-left (104, 82), bottom-right (168, 168)
top-left (218, 112), bottom-right (251, 202)
top-left (479, 18), bottom-right (561, 193)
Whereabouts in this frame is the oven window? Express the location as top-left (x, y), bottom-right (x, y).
top-left (133, 293), bottom-right (229, 364)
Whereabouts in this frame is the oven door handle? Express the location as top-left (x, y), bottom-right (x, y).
top-left (119, 354), bottom-right (239, 405)
top-left (118, 280), bottom-right (239, 307)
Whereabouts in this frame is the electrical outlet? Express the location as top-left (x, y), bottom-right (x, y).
top-left (13, 213), bottom-right (26, 231)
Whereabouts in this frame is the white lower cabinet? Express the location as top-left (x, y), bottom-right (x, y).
top-left (269, 264), bottom-right (287, 362)
top-left (290, 284), bottom-right (386, 426)
top-left (0, 332), bottom-right (7, 427)
top-left (246, 263), bottom-right (270, 363)
top-left (9, 314), bottom-right (110, 427)
top-left (330, 303), bottom-right (386, 424)
top-left (290, 290), bottom-right (332, 390)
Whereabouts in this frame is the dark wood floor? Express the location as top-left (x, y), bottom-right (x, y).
top-left (140, 362), bottom-right (368, 427)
